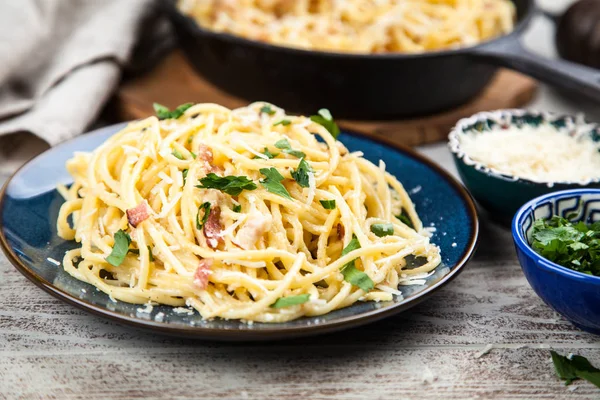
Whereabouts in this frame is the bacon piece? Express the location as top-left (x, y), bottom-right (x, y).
top-left (193, 259), bottom-right (213, 289)
top-left (126, 202), bottom-right (150, 227)
top-left (203, 206), bottom-right (223, 249)
top-left (197, 144), bottom-right (222, 174)
top-left (233, 210), bottom-right (272, 250)
top-left (337, 223), bottom-right (345, 240)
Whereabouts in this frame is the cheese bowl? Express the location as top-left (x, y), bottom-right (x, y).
top-left (448, 109), bottom-right (600, 225)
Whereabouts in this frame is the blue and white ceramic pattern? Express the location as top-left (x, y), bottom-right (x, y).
top-left (513, 189), bottom-right (600, 334)
top-left (0, 123), bottom-right (478, 340)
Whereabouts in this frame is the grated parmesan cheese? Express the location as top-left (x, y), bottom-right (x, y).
top-left (158, 192), bottom-right (183, 219)
top-left (459, 124), bottom-right (600, 184)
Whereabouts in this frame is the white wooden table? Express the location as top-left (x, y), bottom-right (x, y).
top-left (2, 2), bottom-right (600, 398)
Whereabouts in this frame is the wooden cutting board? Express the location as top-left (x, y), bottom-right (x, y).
top-left (116, 50), bottom-right (537, 147)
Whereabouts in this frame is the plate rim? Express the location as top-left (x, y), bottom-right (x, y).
top-left (0, 123), bottom-right (479, 340)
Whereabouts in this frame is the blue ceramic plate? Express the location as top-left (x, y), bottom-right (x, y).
top-left (0, 123), bottom-right (478, 340)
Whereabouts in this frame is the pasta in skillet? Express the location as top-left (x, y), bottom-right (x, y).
top-left (178, 0), bottom-right (515, 53)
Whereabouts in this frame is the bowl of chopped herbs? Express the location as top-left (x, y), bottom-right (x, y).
top-left (513, 189), bottom-right (600, 334)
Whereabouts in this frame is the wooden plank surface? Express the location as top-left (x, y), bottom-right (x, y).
top-left (115, 51), bottom-right (537, 147)
top-left (1, 147), bottom-right (599, 400)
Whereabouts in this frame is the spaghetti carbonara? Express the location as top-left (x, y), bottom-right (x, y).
top-left (178, 0), bottom-right (515, 53)
top-left (57, 102), bottom-right (441, 323)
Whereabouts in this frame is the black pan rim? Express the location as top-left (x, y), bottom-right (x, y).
top-left (0, 123), bottom-right (479, 341)
top-left (165, 0), bottom-right (535, 61)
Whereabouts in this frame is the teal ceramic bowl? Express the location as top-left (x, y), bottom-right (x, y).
top-left (449, 109), bottom-right (600, 225)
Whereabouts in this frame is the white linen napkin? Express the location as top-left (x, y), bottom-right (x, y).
top-left (0, 0), bottom-right (156, 175)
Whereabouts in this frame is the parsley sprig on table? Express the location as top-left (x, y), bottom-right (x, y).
top-left (531, 216), bottom-right (600, 276)
top-left (551, 351), bottom-right (600, 388)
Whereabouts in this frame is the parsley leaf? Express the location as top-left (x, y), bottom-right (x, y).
top-left (233, 204), bottom-right (242, 213)
top-left (340, 235), bottom-right (374, 292)
top-left (320, 200), bottom-right (336, 210)
top-left (291, 158), bottom-right (313, 188)
top-left (153, 102), bottom-right (193, 120)
top-left (196, 173), bottom-right (257, 196)
top-left (270, 294), bottom-right (310, 308)
top-left (310, 108), bottom-right (340, 139)
top-left (551, 351), bottom-right (600, 388)
top-left (254, 148), bottom-right (279, 159)
top-left (274, 139), bottom-right (305, 158)
top-left (148, 246), bottom-right (155, 262)
top-left (128, 245), bottom-right (154, 262)
top-left (396, 209), bottom-right (414, 229)
top-left (274, 119), bottom-right (291, 126)
top-left (342, 264), bottom-right (375, 292)
top-left (532, 216), bottom-right (600, 276)
top-left (182, 169), bottom-right (189, 184)
top-left (190, 151), bottom-right (197, 159)
top-left (371, 223), bottom-right (394, 237)
top-left (260, 105), bottom-right (276, 115)
top-left (196, 202), bottom-right (211, 230)
top-left (285, 149), bottom-right (305, 158)
top-left (106, 230), bottom-right (132, 267)
top-left (274, 139), bottom-right (291, 149)
top-left (259, 168), bottom-right (292, 200)
top-left (342, 235), bottom-right (361, 257)
top-left (172, 149), bottom-right (185, 160)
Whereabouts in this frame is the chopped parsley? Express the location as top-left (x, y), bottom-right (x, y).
top-left (551, 351), bottom-right (600, 388)
top-left (232, 204), bottom-right (242, 213)
top-left (320, 200), bottom-right (336, 210)
top-left (153, 102), bottom-right (193, 120)
top-left (371, 223), bottom-right (394, 237)
top-left (396, 209), bottom-right (414, 229)
top-left (172, 149), bottom-right (185, 160)
top-left (190, 151), bottom-right (197, 159)
top-left (254, 148), bottom-right (278, 159)
top-left (310, 108), bottom-right (340, 139)
top-left (274, 119), bottom-right (291, 126)
top-left (532, 216), bottom-right (600, 276)
top-left (270, 294), bottom-right (310, 308)
top-left (182, 169), bottom-right (189, 184)
top-left (340, 235), bottom-right (374, 292)
top-left (274, 139), bottom-right (291, 149)
top-left (196, 202), bottom-right (211, 230)
top-left (128, 246), bottom-right (154, 262)
top-left (291, 158), bottom-right (313, 188)
top-left (106, 230), bottom-right (132, 267)
top-left (274, 138), bottom-right (305, 158)
top-left (260, 105), bottom-right (276, 115)
top-left (148, 246), bottom-right (155, 262)
top-left (196, 173), bottom-right (257, 196)
top-left (259, 168), bottom-right (292, 200)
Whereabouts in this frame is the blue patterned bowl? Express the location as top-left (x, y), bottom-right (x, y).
top-left (512, 189), bottom-right (600, 334)
top-left (450, 110), bottom-right (600, 225)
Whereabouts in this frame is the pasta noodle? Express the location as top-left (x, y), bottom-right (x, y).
top-left (57, 102), bottom-right (441, 323)
top-left (178, 0), bottom-right (515, 53)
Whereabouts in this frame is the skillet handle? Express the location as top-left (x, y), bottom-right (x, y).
top-left (468, 36), bottom-right (600, 103)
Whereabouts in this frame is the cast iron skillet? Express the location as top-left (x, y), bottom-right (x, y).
top-left (164, 0), bottom-right (600, 119)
